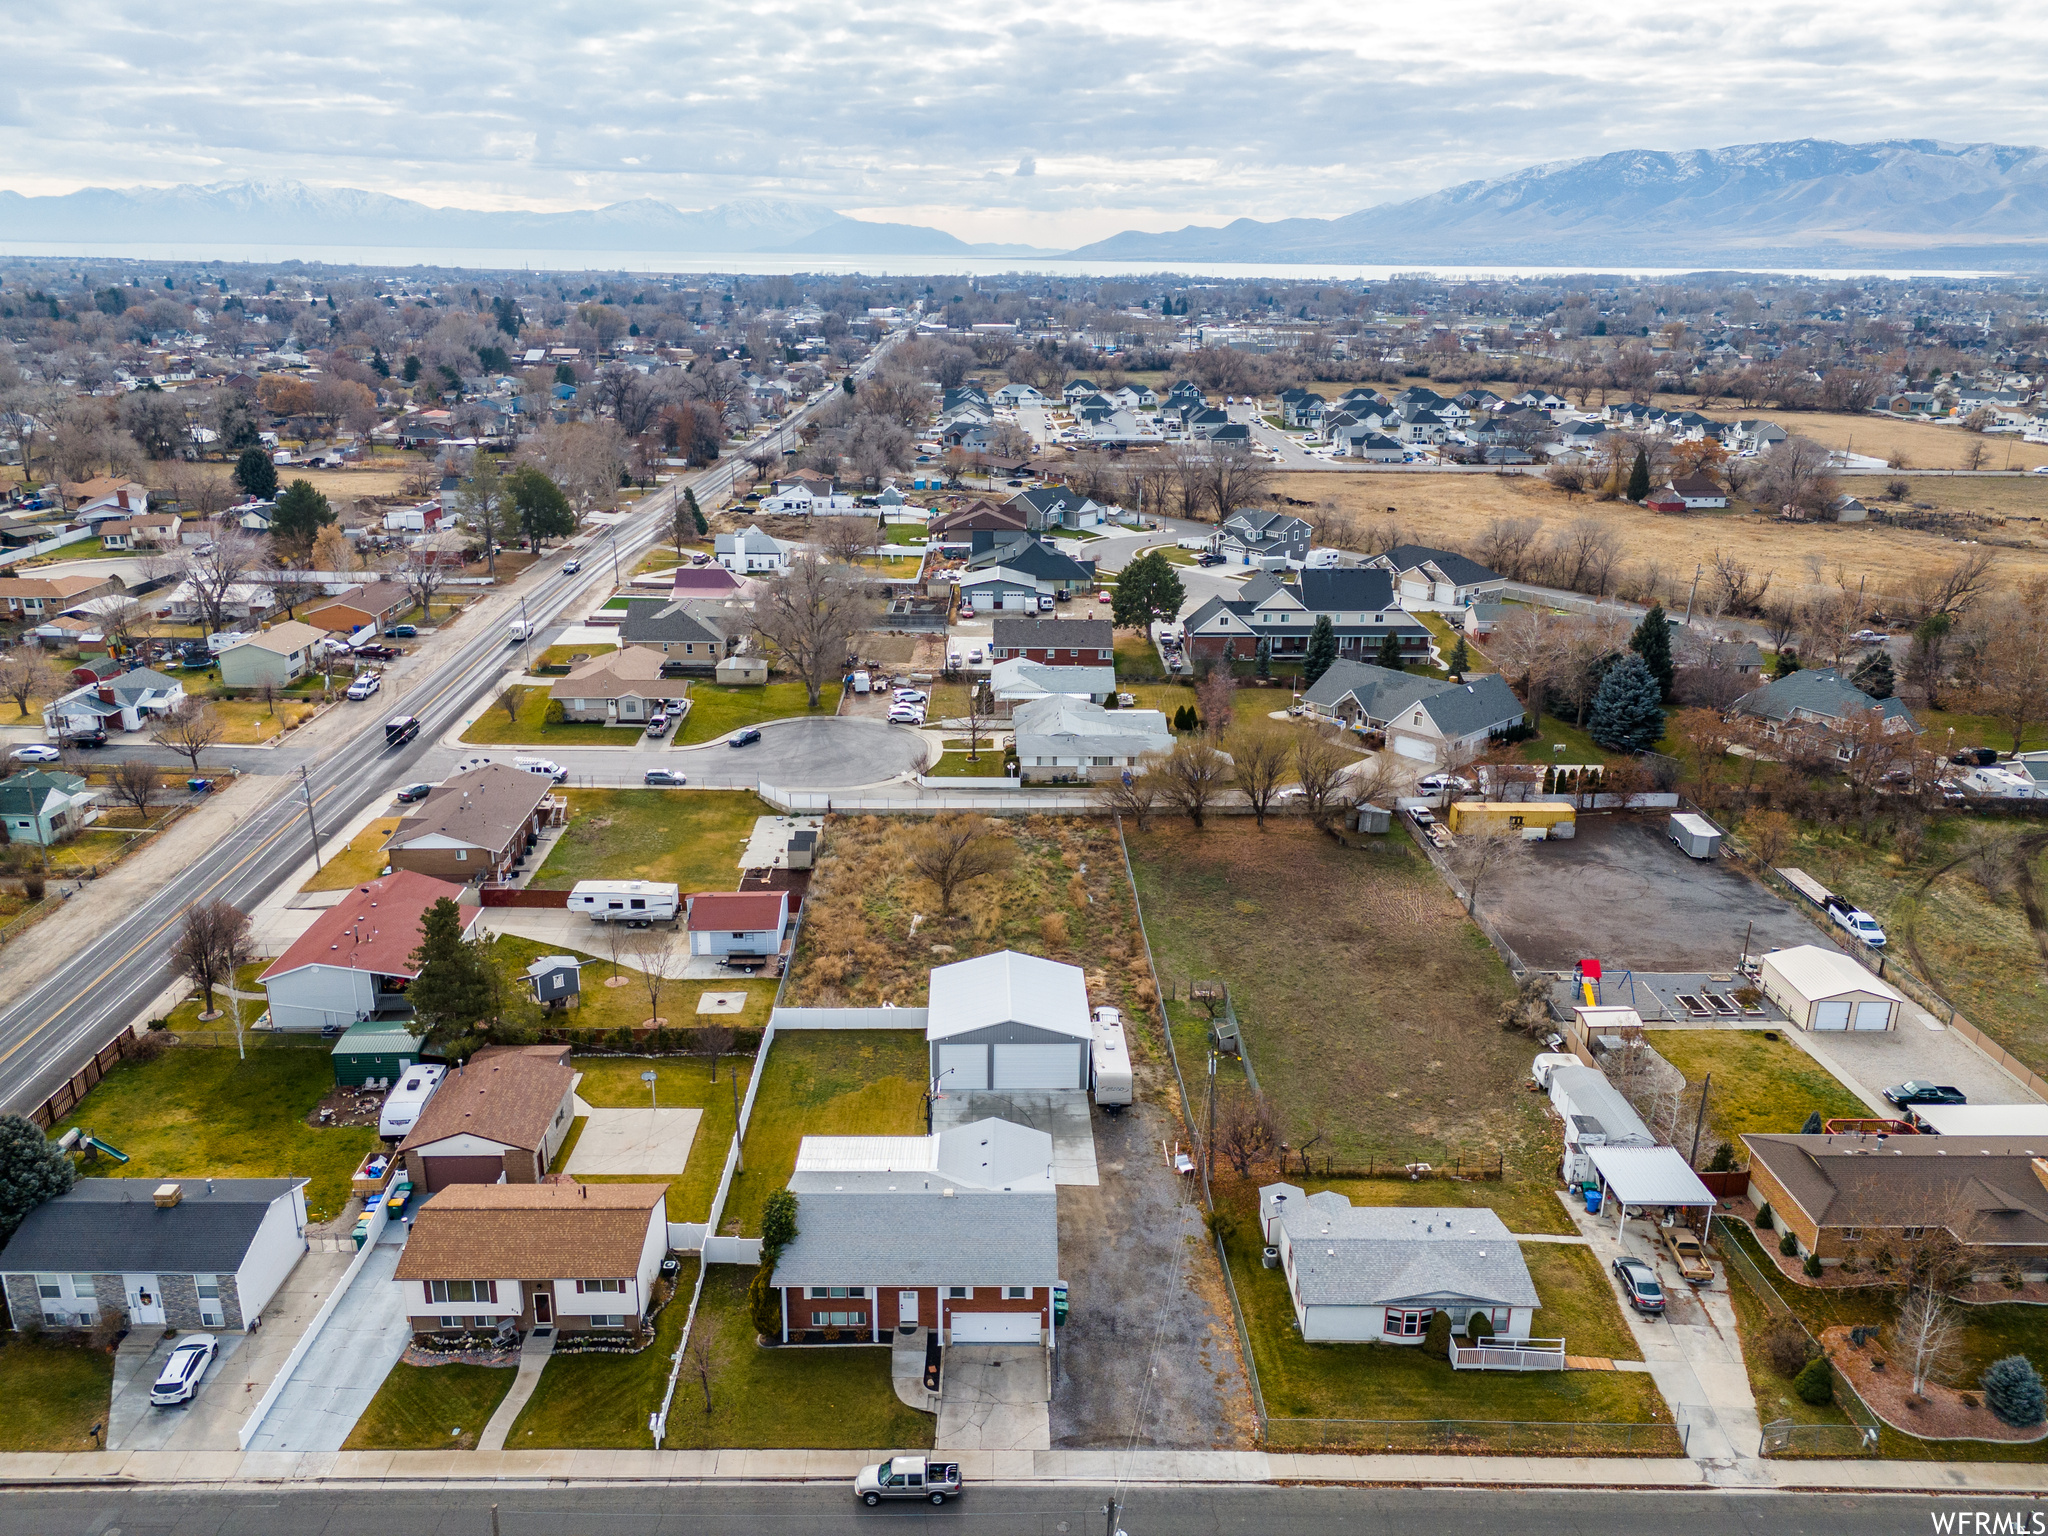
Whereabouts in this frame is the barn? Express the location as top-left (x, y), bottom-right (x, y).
top-left (926, 950), bottom-right (1092, 1092)
top-left (1755, 945), bottom-right (1903, 1032)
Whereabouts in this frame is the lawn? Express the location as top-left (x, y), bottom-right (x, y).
top-left (52, 1041), bottom-right (380, 1221)
top-left (531, 789), bottom-right (771, 891)
top-left (721, 1031), bottom-right (927, 1237)
top-left (0, 1339), bottom-right (112, 1451)
top-left (1649, 1031), bottom-right (1871, 1155)
top-left (536, 642), bottom-right (618, 670)
top-left (882, 523), bottom-right (927, 546)
top-left (922, 751), bottom-right (1010, 779)
top-left (857, 554), bottom-right (923, 578)
top-left (211, 698), bottom-right (319, 743)
top-left (1523, 1242), bottom-right (1642, 1361)
top-left (341, 1361), bottom-right (515, 1450)
top-left (675, 682), bottom-right (843, 745)
top-left (568, 1047), bottom-right (760, 1222)
top-left (1115, 633), bottom-right (1166, 681)
top-left (490, 932), bottom-right (775, 1034)
top-left (507, 1263), bottom-right (691, 1449)
top-left (461, 685), bottom-right (644, 747)
top-left (302, 816), bottom-right (400, 892)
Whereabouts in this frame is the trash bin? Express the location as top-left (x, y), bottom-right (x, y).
top-left (1584, 1186), bottom-right (1603, 1215)
top-left (351, 1214), bottom-right (372, 1250)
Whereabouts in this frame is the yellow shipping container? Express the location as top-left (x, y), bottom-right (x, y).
top-left (1445, 800), bottom-right (1577, 838)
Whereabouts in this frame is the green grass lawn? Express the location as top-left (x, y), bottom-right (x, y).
top-left (661, 1267), bottom-right (937, 1449)
top-left (536, 642), bottom-right (618, 669)
top-left (341, 1361), bottom-right (516, 1450)
top-left (461, 685), bottom-right (644, 746)
top-left (53, 1041), bottom-right (379, 1221)
top-left (507, 1263), bottom-right (692, 1448)
top-left (857, 554), bottom-right (923, 578)
top-left (881, 523), bottom-right (927, 546)
top-left (158, 960), bottom-right (271, 1033)
top-left (1524, 1243), bottom-right (1642, 1360)
top-left (1114, 632), bottom-right (1165, 681)
top-left (922, 752), bottom-right (1011, 779)
top-left (302, 816), bottom-right (400, 892)
top-left (0, 1339), bottom-right (112, 1451)
top-left (532, 788), bottom-right (771, 891)
top-left (1649, 1031), bottom-right (1872, 1153)
top-left (570, 1048), bottom-right (758, 1222)
top-left (722, 1031), bottom-right (927, 1237)
top-left (676, 682), bottom-right (844, 745)
top-left (491, 932), bottom-right (774, 1034)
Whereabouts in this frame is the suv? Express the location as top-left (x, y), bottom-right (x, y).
top-left (1612, 1256), bottom-right (1665, 1316)
top-left (644, 711), bottom-right (670, 737)
top-left (149, 1334), bottom-right (219, 1405)
top-left (345, 673), bottom-right (382, 700)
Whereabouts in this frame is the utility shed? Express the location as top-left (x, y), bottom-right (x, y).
top-left (926, 949), bottom-right (1092, 1092)
top-left (1756, 945), bottom-right (1902, 1032)
top-left (331, 1021), bottom-right (426, 1088)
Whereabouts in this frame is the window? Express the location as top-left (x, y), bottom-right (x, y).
top-left (576, 1279), bottom-right (626, 1294)
top-left (1383, 1308), bottom-right (1431, 1337)
top-left (70, 1274), bottom-right (95, 1298)
top-left (948, 1286), bottom-right (971, 1299)
top-left (1901, 1226), bottom-right (1926, 1240)
top-left (1005, 1286), bottom-right (1029, 1299)
top-left (196, 1277), bottom-right (219, 1300)
top-left (427, 1280), bottom-right (498, 1304)
top-left (812, 1309), bottom-right (867, 1328)
top-left (35, 1275), bottom-right (60, 1300)
top-left (456, 849), bottom-right (468, 861)
top-left (1841, 1227), bottom-right (1863, 1241)
top-left (587, 1315), bottom-right (626, 1329)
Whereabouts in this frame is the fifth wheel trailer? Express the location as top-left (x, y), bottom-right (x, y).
top-left (568, 880), bottom-right (680, 924)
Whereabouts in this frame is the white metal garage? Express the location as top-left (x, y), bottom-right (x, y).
top-left (1813, 1001), bottom-right (1850, 1031)
top-left (1854, 1001), bottom-right (1892, 1030)
top-left (937, 1044), bottom-right (988, 1092)
top-left (992, 1043), bottom-right (1076, 1091)
top-left (1756, 945), bottom-right (1904, 1034)
top-left (949, 1312), bottom-right (1042, 1343)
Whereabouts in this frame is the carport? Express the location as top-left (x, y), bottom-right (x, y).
top-left (1756, 945), bottom-right (1903, 1032)
top-left (1587, 1145), bottom-right (1719, 1238)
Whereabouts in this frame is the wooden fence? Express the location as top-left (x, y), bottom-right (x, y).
top-left (480, 887), bottom-right (570, 908)
top-left (29, 1030), bottom-right (142, 1130)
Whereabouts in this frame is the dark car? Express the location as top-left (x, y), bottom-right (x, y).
top-left (354, 644), bottom-right (400, 662)
top-left (1612, 1255), bottom-right (1665, 1316)
top-left (386, 624), bottom-right (418, 639)
top-left (1884, 1081), bottom-right (1967, 1107)
top-left (729, 727), bottom-right (763, 748)
top-left (395, 782), bottom-right (434, 803)
top-left (644, 769), bottom-right (688, 787)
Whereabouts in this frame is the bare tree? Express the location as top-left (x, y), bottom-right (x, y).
top-left (1442, 824), bottom-right (1532, 916)
top-left (108, 760), bottom-right (163, 818)
top-left (684, 1310), bottom-right (719, 1412)
top-left (150, 701), bottom-right (224, 774)
top-left (171, 899), bottom-right (252, 1023)
top-left (0, 646), bottom-right (57, 719)
top-left (178, 531), bottom-right (260, 636)
top-left (905, 814), bottom-right (1015, 917)
top-left (698, 1020), bottom-right (736, 1084)
top-left (815, 516), bottom-right (873, 566)
top-left (962, 678), bottom-right (995, 761)
top-left (1229, 728), bottom-right (1292, 829)
top-left (1213, 1087), bottom-right (1281, 1177)
top-left (1488, 606), bottom-right (1564, 722)
top-left (1900, 548), bottom-right (1997, 624)
top-left (1158, 737), bottom-right (1231, 829)
top-left (1748, 438), bottom-right (1841, 519)
top-left (1292, 733), bottom-right (1354, 827)
top-left (750, 549), bottom-right (873, 707)
top-left (393, 543), bottom-right (448, 623)
top-left (1893, 1290), bottom-right (1963, 1400)
top-left (629, 925), bottom-right (679, 1028)
top-left (1201, 440), bottom-right (1273, 518)
top-left (1094, 763), bottom-right (1161, 828)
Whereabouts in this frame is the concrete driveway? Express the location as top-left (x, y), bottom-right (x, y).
top-left (934, 1091), bottom-right (1097, 1186)
top-left (244, 1229), bottom-right (412, 1453)
top-left (1790, 1007), bottom-right (2043, 1115)
top-left (565, 1107), bottom-right (702, 1175)
top-left (424, 716), bottom-right (926, 791)
top-left (935, 1345), bottom-right (1050, 1451)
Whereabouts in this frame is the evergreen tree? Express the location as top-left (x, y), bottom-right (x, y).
top-left (1375, 631), bottom-right (1404, 670)
top-left (506, 465), bottom-right (576, 550)
top-left (1587, 653), bottom-right (1665, 751)
top-left (748, 1263), bottom-right (782, 1336)
top-left (1982, 1356), bottom-right (2047, 1428)
top-left (406, 897), bottom-right (492, 1045)
top-left (1774, 649), bottom-right (1802, 680)
top-left (1255, 637), bottom-right (1271, 681)
top-left (233, 446), bottom-right (278, 500)
top-left (403, 355), bottom-right (423, 383)
top-left (1628, 603), bottom-right (1675, 702)
top-left (1850, 648), bottom-right (1894, 700)
top-left (553, 362), bottom-right (575, 387)
top-left (761, 1189), bottom-right (800, 1259)
top-left (0, 1115), bottom-right (74, 1243)
top-left (1303, 615), bottom-right (1338, 686)
top-left (1110, 550), bottom-right (1184, 633)
top-left (1626, 447), bottom-right (1651, 502)
top-left (1447, 636), bottom-right (1471, 677)
top-left (272, 479), bottom-right (335, 549)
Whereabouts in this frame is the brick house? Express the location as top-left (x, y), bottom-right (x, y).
top-left (0, 573), bottom-right (120, 622)
top-left (382, 764), bottom-right (564, 885)
top-left (987, 616), bottom-right (1113, 666)
top-left (396, 1044), bottom-right (578, 1192)
top-left (1181, 569), bottom-right (1431, 663)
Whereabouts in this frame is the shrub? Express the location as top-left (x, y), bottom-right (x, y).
top-left (1982, 1355), bottom-right (2048, 1428)
top-left (1794, 1355), bottom-right (1834, 1405)
top-left (1707, 1142), bottom-right (1737, 1173)
top-left (22, 873), bottom-right (44, 903)
top-left (747, 1265), bottom-right (781, 1338)
top-left (1755, 1203), bottom-right (1773, 1231)
top-left (544, 698), bottom-right (566, 726)
top-left (1803, 1253), bottom-right (1823, 1279)
top-left (1039, 911), bottom-right (1070, 948)
top-left (1464, 1311), bottom-right (1494, 1343)
top-left (1780, 1231), bottom-right (1799, 1257)
top-left (761, 1188), bottom-right (800, 1257)
top-left (1761, 1315), bottom-right (1817, 1378)
top-left (1422, 1309), bottom-right (1452, 1360)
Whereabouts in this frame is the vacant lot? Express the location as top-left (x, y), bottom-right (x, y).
top-left (342, 1361), bottom-right (514, 1450)
top-left (532, 789), bottom-right (770, 892)
top-left (0, 1339), bottom-right (111, 1451)
top-left (54, 1039), bottom-right (377, 1221)
top-left (676, 682), bottom-right (844, 744)
top-left (1648, 1031), bottom-right (1868, 1154)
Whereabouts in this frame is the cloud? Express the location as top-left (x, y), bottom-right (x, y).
top-left (1014, 155), bottom-right (1036, 177)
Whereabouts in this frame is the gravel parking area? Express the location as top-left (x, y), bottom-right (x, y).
top-left (1048, 1100), bottom-right (1252, 1448)
top-left (1794, 1013), bottom-right (2044, 1112)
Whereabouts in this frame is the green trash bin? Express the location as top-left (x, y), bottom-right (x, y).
top-left (351, 1214), bottom-right (372, 1251)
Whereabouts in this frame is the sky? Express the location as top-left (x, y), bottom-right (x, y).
top-left (5, 0), bottom-right (2048, 248)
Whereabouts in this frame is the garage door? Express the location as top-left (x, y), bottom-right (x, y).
top-left (993, 1043), bottom-right (1078, 1091)
top-left (1393, 735), bottom-right (1436, 762)
top-left (1854, 1001), bottom-right (1893, 1030)
top-left (937, 1044), bottom-right (987, 1092)
top-left (1811, 1000), bottom-right (1851, 1030)
top-left (423, 1154), bottom-right (505, 1192)
top-left (950, 1312), bottom-right (1041, 1343)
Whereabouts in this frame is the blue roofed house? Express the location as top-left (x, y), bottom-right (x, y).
top-left (1730, 669), bottom-right (1917, 759)
top-left (42, 667), bottom-right (185, 738)
top-left (0, 769), bottom-right (99, 846)
top-left (1302, 661), bottom-right (1527, 765)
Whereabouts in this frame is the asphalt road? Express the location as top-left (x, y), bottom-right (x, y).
top-left (0, 339), bottom-right (899, 1117)
top-left (0, 1484), bottom-right (2025, 1536)
top-left (503, 715), bottom-right (928, 790)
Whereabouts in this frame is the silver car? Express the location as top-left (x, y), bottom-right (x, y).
top-left (854, 1454), bottom-right (961, 1506)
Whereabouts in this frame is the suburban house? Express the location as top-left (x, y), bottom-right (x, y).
top-left (162, 579), bottom-right (279, 625)
top-left (1210, 510), bottom-right (1314, 569)
top-left (1011, 696), bottom-right (1171, 783)
top-left (393, 1181), bottom-right (668, 1338)
top-left (1742, 1133), bottom-right (2048, 1277)
top-left (0, 1177), bottom-right (308, 1333)
top-left (1730, 669), bottom-right (1918, 754)
top-left (927, 949), bottom-right (1093, 1092)
top-left (382, 764), bottom-right (565, 885)
top-left (774, 1122), bottom-right (1060, 1344)
top-left (988, 616), bottom-right (1114, 666)
top-left (666, 564), bottom-right (747, 600)
top-left (618, 595), bottom-right (741, 672)
top-left (684, 890), bottom-right (790, 958)
top-left (989, 657), bottom-right (1115, 709)
top-left (301, 582), bottom-right (411, 635)
top-left (1331, 425), bottom-right (1407, 461)
top-left (0, 574), bottom-right (120, 622)
top-left (549, 646), bottom-right (671, 725)
top-left (216, 621), bottom-right (331, 690)
top-left (395, 1044), bottom-right (579, 1192)
top-left (1462, 602), bottom-right (1510, 638)
top-left (42, 668), bottom-right (185, 738)
top-left (965, 538), bottom-right (1095, 595)
top-left (1007, 484), bottom-right (1112, 532)
top-left (62, 477), bottom-right (150, 521)
top-left (927, 500), bottom-right (1029, 550)
top-left (1671, 625), bottom-right (1763, 674)
top-left (0, 769), bottom-right (100, 846)
top-left (258, 871), bottom-right (480, 1032)
top-left (98, 515), bottom-right (180, 551)
top-left (1181, 570), bottom-right (1431, 664)
top-left (715, 527), bottom-right (791, 574)
top-left (1257, 1186), bottom-right (1539, 1343)
top-left (1365, 546), bottom-right (1507, 609)
top-left (1669, 472), bottom-right (1729, 509)
top-left (1302, 662), bottom-right (1526, 764)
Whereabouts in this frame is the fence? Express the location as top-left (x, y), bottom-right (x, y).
top-left (1449, 1336), bottom-right (1567, 1372)
top-left (1264, 1417), bottom-right (1688, 1455)
top-left (480, 887), bottom-right (570, 908)
top-left (29, 1028), bottom-right (143, 1129)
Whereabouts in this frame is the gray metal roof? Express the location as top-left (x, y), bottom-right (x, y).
top-left (1260, 1187), bottom-right (1538, 1309)
top-left (0, 1178), bottom-right (302, 1275)
top-left (775, 1188), bottom-right (1059, 1286)
top-left (926, 950), bottom-right (1092, 1043)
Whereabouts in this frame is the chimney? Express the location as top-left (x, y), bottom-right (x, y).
top-left (153, 1182), bottom-right (183, 1208)
top-left (98, 684), bottom-right (115, 705)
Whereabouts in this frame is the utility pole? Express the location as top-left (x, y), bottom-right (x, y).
top-left (1681, 562), bottom-right (1703, 627)
top-left (1688, 1073), bottom-right (1713, 1169)
top-left (298, 764), bottom-right (324, 870)
top-left (1203, 1050), bottom-right (1218, 1197)
top-left (1105, 1497), bottom-right (1123, 1536)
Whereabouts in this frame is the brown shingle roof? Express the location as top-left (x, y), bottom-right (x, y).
top-left (386, 763), bottom-right (554, 859)
top-left (393, 1182), bottom-right (666, 1281)
top-left (547, 645), bottom-right (668, 702)
top-left (396, 1049), bottom-right (575, 1155)
top-left (1744, 1133), bottom-right (2048, 1246)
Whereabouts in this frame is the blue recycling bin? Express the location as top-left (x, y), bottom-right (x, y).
top-left (1583, 1185), bottom-right (1603, 1214)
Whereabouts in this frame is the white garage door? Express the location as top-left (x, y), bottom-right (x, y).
top-left (1393, 734), bottom-right (1436, 762)
top-left (950, 1312), bottom-right (1041, 1343)
top-left (993, 1043), bottom-right (1078, 1091)
top-left (1811, 1000), bottom-right (1851, 1030)
top-left (1854, 1000), bottom-right (1893, 1030)
top-left (937, 1044), bottom-right (987, 1091)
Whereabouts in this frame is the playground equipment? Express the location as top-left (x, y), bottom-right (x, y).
top-left (1576, 958), bottom-right (1602, 1008)
top-left (57, 1128), bottom-right (129, 1163)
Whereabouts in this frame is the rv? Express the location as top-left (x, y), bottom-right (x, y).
top-left (1090, 1006), bottom-right (1133, 1109)
top-left (567, 880), bottom-right (680, 926)
top-left (378, 1064), bottom-right (447, 1139)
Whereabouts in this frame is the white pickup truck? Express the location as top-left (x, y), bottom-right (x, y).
top-left (855, 1455), bottom-right (962, 1506)
top-left (1825, 895), bottom-right (1887, 948)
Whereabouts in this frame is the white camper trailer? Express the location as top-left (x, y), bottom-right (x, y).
top-left (378, 1064), bottom-right (447, 1139)
top-left (1091, 1006), bottom-right (1133, 1109)
top-left (567, 880), bottom-right (680, 926)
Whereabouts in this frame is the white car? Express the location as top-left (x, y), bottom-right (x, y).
top-left (888, 707), bottom-right (927, 725)
top-left (893, 689), bottom-right (928, 704)
top-left (10, 744), bottom-right (60, 763)
top-left (149, 1333), bottom-right (218, 1406)
top-left (345, 673), bottom-right (381, 700)
top-left (1417, 774), bottom-right (1474, 796)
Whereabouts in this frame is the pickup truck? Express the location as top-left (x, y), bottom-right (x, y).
top-left (1824, 895), bottom-right (1887, 948)
top-left (1662, 1227), bottom-right (1714, 1285)
top-left (854, 1454), bottom-right (962, 1506)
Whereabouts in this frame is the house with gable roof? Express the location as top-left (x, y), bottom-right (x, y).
top-left (1365, 545), bottom-right (1507, 609)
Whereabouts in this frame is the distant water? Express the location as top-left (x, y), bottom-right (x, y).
top-left (0, 240), bottom-right (2003, 281)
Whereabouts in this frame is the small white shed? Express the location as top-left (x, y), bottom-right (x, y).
top-left (1755, 945), bottom-right (1903, 1032)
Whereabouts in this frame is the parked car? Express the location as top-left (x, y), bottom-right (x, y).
top-left (395, 782), bottom-right (434, 803)
top-left (1097, 590), bottom-right (1112, 603)
top-left (345, 673), bottom-right (382, 700)
top-left (353, 644), bottom-right (399, 662)
top-left (1662, 1228), bottom-right (1714, 1285)
top-left (888, 708), bottom-right (926, 725)
top-left (644, 712), bottom-right (670, 737)
top-left (1850, 629), bottom-right (1887, 644)
top-left (10, 744), bottom-right (59, 763)
top-left (893, 689), bottom-right (928, 704)
top-left (1612, 1256), bottom-right (1665, 1316)
top-left (958, 604), bottom-right (976, 618)
top-left (1416, 774), bottom-right (1473, 797)
top-left (729, 727), bottom-right (762, 748)
top-left (644, 769), bottom-right (688, 786)
top-left (1884, 1080), bottom-right (1967, 1107)
top-left (149, 1333), bottom-right (219, 1405)
top-left (386, 624), bottom-right (418, 639)
top-left (1408, 806), bottom-right (1435, 828)
top-left (855, 1455), bottom-right (962, 1507)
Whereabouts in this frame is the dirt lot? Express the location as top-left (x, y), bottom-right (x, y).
top-left (1480, 813), bottom-right (1825, 972)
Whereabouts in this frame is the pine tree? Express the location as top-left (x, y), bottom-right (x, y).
top-left (1447, 636), bottom-right (1471, 677)
top-left (1774, 649), bottom-right (1802, 680)
top-left (1851, 648), bottom-right (1894, 700)
top-left (1303, 616), bottom-right (1338, 686)
top-left (1982, 1355), bottom-right (2047, 1428)
top-left (685, 486), bottom-right (707, 537)
top-left (1587, 654), bottom-right (1665, 751)
top-left (272, 480), bottom-right (335, 549)
top-left (1629, 603), bottom-right (1675, 702)
top-left (1626, 447), bottom-right (1651, 503)
top-left (406, 897), bottom-right (491, 1045)
top-left (0, 1115), bottom-right (74, 1243)
top-left (1375, 631), bottom-right (1404, 670)
top-left (234, 446), bottom-right (278, 500)
top-left (1255, 638), bottom-right (1271, 680)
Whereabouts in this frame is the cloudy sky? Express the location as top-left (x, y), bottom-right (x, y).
top-left (6, 0), bottom-right (2048, 246)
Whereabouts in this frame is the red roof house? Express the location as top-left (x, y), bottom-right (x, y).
top-left (258, 871), bottom-right (479, 1032)
top-left (684, 891), bottom-right (790, 959)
